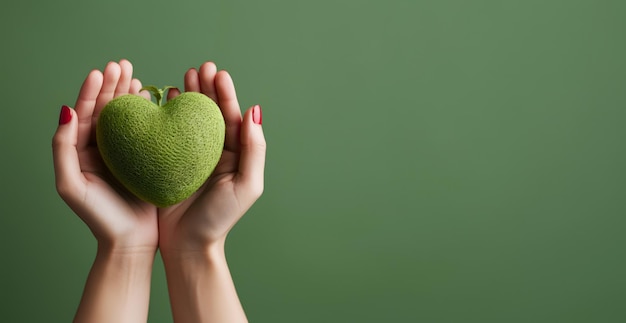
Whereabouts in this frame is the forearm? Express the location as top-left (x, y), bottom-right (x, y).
top-left (74, 245), bottom-right (156, 323)
top-left (162, 241), bottom-right (248, 323)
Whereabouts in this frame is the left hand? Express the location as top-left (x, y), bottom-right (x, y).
top-left (158, 62), bottom-right (266, 253)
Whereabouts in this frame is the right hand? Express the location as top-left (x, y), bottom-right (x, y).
top-left (52, 60), bottom-right (159, 252)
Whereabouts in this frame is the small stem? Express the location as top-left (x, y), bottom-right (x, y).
top-left (140, 85), bottom-right (176, 107)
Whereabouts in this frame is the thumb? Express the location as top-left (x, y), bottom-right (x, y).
top-left (236, 105), bottom-right (266, 200)
top-left (52, 105), bottom-right (85, 203)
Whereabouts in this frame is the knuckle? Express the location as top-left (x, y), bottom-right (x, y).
top-left (55, 180), bottom-right (72, 198)
top-left (243, 139), bottom-right (267, 153)
top-left (55, 179), bottom-right (78, 201)
top-left (248, 181), bottom-right (264, 200)
top-left (51, 132), bottom-right (64, 148)
top-left (255, 140), bottom-right (267, 152)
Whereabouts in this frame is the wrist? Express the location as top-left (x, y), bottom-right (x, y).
top-left (91, 244), bottom-right (157, 283)
top-left (96, 242), bottom-right (158, 259)
top-left (160, 237), bottom-right (247, 323)
top-left (160, 238), bottom-right (226, 264)
top-left (74, 238), bottom-right (156, 323)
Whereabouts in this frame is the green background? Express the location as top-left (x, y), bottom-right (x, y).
top-left (1, 0), bottom-right (625, 322)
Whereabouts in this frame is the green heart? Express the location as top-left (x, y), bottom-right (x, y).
top-left (96, 86), bottom-right (225, 207)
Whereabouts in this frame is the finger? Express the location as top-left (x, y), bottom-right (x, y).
top-left (198, 62), bottom-right (218, 102)
top-left (215, 70), bottom-right (243, 152)
top-left (93, 61), bottom-right (122, 125)
top-left (114, 59), bottom-right (133, 98)
top-left (74, 69), bottom-right (104, 151)
top-left (130, 78), bottom-right (151, 100)
top-left (52, 106), bottom-right (86, 205)
top-left (184, 68), bottom-right (200, 92)
top-left (129, 78), bottom-right (141, 93)
top-left (167, 87), bottom-right (181, 101)
top-left (235, 105), bottom-right (266, 201)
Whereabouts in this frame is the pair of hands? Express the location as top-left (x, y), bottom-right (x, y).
top-left (53, 59), bottom-right (266, 255)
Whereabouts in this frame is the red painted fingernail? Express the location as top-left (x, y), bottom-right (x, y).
top-left (253, 105), bottom-right (262, 125)
top-left (59, 105), bottom-right (72, 125)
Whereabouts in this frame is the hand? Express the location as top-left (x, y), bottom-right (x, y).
top-left (157, 61), bottom-right (263, 323)
top-left (158, 62), bottom-right (266, 253)
top-left (52, 59), bottom-right (158, 252)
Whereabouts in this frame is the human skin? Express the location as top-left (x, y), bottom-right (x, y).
top-left (158, 62), bottom-right (265, 323)
top-left (53, 59), bottom-right (158, 323)
top-left (52, 60), bottom-right (265, 323)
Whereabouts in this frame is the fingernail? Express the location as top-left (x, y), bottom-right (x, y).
top-left (253, 105), bottom-right (262, 125)
top-left (59, 105), bottom-right (72, 125)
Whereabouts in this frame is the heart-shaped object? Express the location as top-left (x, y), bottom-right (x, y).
top-left (96, 86), bottom-right (225, 207)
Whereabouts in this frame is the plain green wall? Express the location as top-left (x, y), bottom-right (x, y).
top-left (1, 0), bottom-right (625, 322)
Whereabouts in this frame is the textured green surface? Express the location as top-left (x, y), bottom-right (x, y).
top-left (97, 92), bottom-right (225, 207)
top-left (1, 0), bottom-right (626, 322)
